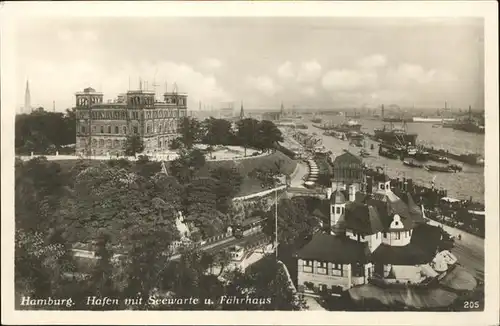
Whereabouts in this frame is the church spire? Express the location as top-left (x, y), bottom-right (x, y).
top-left (24, 79), bottom-right (31, 113)
top-left (239, 101), bottom-right (245, 120)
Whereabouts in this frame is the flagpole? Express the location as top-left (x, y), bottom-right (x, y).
top-left (275, 188), bottom-right (278, 259)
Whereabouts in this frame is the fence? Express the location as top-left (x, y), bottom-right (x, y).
top-left (232, 185), bottom-right (287, 202)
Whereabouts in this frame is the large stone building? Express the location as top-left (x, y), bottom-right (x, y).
top-left (75, 87), bottom-right (187, 156)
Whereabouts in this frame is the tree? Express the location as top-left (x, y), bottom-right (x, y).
top-left (169, 148), bottom-right (206, 184)
top-left (15, 110), bottom-right (76, 154)
top-left (152, 174), bottom-right (185, 213)
top-left (203, 118), bottom-right (235, 145)
top-left (235, 118), bottom-right (260, 156)
top-left (210, 166), bottom-right (243, 213)
top-left (223, 256), bottom-right (307, 310)
top-left (263, 198), bottom-right (321, 245)
top-left (159, 247), bottom-right (226, 310)
top-left (256, 120), bottom-right (283, 151)
top-left (88, 232), bottom-right (115, 300)
top-left (124, 135), bottom-right (144, 157)
top-left (134, 155), bottom-right (161, 178)
top-left (178, 117), bottom-right (203, 149)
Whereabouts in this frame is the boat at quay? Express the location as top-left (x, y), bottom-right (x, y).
top-left (305, 119), bottom-right (484, 203)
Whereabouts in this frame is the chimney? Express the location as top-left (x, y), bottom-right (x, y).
top-left (348, 184), bottom-right (356, 202)
top-left (407, 178), bottom-right (413, 193)
top-left (366, 176), bottom-right (373, 194)
top-left (326, 188), bottom-right (332, 199)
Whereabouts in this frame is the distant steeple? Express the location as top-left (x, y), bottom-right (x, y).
top-left (280, 101), bottom-right (285, 115)
top-left (240, 101), bottom-right (245, 119)
top-left (24, 80), bottom-right (31, 113)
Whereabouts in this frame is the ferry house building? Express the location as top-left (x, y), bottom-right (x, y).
top-left (296, 151), bottom-right (448, 295)
top-left (75, 87), bottom-right (187, 156)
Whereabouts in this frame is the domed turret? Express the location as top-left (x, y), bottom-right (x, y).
top-left (330, 190), bottom-right (346, 205)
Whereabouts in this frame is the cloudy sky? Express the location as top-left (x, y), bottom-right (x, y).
top-left (15, 17), bottom-right (484, 112)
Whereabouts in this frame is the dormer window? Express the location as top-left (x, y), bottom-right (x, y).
top-left (380, 183), bottom-right (385, 190)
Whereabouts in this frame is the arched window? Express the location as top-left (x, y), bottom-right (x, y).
top-left (92, 139), bottom-right (97, 146)
top-left (159, 124), bottom-right (162, 133)
top-left (123, 126), bottom-right (127, 134)
top-left (114, 140), bottom-right (119, 148)
top-left (99, 139), bottom-right (104, 147)
top-left (133, 126), bottom-right (138, 134)
top-left (107, 140), bottom-right (112, 148)
top-left (147, 124), bottom-right (151, 134)
top-left (107, 126), bottom-right (111, 134)
top-left (158, 139), bottom-right (162, 148)
top-left (115, 126), bottom-right (119, 134)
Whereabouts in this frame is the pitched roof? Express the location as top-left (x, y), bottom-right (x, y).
top-left (371, 243), bottom-right (434, 265)
top-left (336, 202), bottom-right (385, 235)
top-left (333, 151), bottom-right (362, 165)
top-left (371, 223), bottom-right (442, 265)
top-left (296, 233), bottom-right (369, 263)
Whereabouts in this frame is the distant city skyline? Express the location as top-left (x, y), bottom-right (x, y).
top-left (15, 17), bottom-right (484, 113)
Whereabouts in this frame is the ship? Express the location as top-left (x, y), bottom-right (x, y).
top-left (424, 165), bottom-right (455, 173)
top-left (311, 118), bottom-right (322, 123)
top-left (452, 106), bottom-right (485, 134)
top-left (378, 144), bottom-right (399, 159)
top-left (332, 119), bottom-right (362, 133)
top-left (347, 131), bottom-right (364, 147)
top-left (374, 122), bottom-right (418, 146)
top-left (428, 153), bottom-right (449, 164)
top-left (412, 117), bottom-right (455, 123)
top-left (403, 159), bottom-right (423, 168)
top-left (405, 146), bottom-right (429, 162)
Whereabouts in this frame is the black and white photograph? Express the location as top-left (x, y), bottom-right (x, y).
top-left (1, 2), bottom-right (498, 325)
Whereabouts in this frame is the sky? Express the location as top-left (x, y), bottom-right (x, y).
top-left (15, 17), bottom-right (484, 113)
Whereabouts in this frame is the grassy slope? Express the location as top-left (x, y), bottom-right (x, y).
top-left (51, 150), bottom-right (297, 197)
top-left (197, 151), bottom-right (297, 196)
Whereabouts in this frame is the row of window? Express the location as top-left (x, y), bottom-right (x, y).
top-left (302, 261), bottom-right (367, 278)
top-left (81, 125), bottom-right (139, 135)
top-left (382, 230), bottom-right (412, 240)
top-left (91, 139), bottom-right (125, 149)
top-left (303, 261), bottom-right (344, 276)
top-left (81, 122), bottom-right (179, 135)
top-left (346, 230), bottom-right (412, 241)
top-left (88, 138), bottom-right (172, 149)
top-left (76, 109), bottom-right (183, 120)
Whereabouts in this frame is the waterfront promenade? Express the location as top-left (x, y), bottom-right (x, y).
top-left (305, 122), bottom-right (484, 203)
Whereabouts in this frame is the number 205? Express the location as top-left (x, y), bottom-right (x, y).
top-left (464, 301), bottom-right (480, 309)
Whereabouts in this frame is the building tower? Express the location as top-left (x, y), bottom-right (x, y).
top-left (330, 190), bottom-right (346, 234)
top-left (280, 101), bottom-right (285, 117)
top-left (24, 80), bottom-right (31, 113)
top-left (240, 101), bottom-right (245, 120)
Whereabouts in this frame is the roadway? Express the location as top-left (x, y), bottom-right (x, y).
top-left (72, 232), bottom-right (269, 262)
top-left (428, 219), bottom-right (485, 281)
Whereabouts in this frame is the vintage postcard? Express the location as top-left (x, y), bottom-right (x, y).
top-left (1, 1), bottom-right (498, 325)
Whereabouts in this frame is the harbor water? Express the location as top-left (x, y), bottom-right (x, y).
top-left (303, 117), bottom-right (485, 203)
